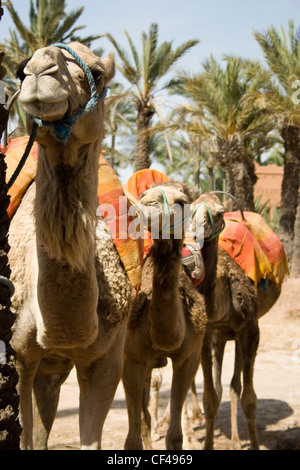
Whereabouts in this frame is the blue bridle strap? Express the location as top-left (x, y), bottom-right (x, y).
top-left (30, 43), bottom-right (107, 143)
top-left (190, 202), bottom-right (225, 240)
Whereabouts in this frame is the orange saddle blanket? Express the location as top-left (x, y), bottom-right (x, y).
top-left (219, 211), bottom-right (289, 287)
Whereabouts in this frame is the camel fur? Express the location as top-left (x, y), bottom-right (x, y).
top-left (9, 42), bottom-right (132, 450)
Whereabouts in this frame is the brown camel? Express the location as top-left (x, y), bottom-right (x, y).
top-left (123, 184), bottom-right (225, 450)
top-left (149, 191), bottom-right (225, 445)
top-left (150, 193), bottom-right (286, 450)
top-left (189, 197), bottom-right (285, 450)
top-left (8, 42), bottom-right (134, 449)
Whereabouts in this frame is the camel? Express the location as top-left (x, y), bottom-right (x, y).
top-left (8, 42), bottom-right (134, 450)
top-left (150, 193), bottom-right (286, 450)
top-left (149, 191), bottom-right (226, 444)
top-left (189, 197), bottom-right (285, 450)
top-left (122, 184), bottom-right (225, 450)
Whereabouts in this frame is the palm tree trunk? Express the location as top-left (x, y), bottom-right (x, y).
top-left (291, 194), bottom-right (300, 278)
top-left (194, 141), bottom-right (200, 187)
top-left (217, 140), bottom-right (256, 212)
top-left (279, 124), bottom-right (300, 262)
top-left (134, 102), bottom-right (154, 172)
top-left (0, 12), bottom-right (22, 447)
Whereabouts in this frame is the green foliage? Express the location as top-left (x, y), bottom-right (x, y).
top-left (253, 20), bottom-right (300, 125)
top-left (254, 195), bottom-right (280, 233)
top-left (103, 81), bottom-right (136, 172)
top-left (106, 24), bottom-right (199, 103)
top-left (0, 0), bottom-right (101, 135)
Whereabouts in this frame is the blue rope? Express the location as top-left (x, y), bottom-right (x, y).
top-left (31, 43), bottom-right (107, 143)
top-left (7, 122), bottom-right (38, 189)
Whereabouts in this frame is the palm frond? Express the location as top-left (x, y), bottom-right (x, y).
top-left (105, 32), bottom-right (140, 89)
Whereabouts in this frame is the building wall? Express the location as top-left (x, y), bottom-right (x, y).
top-left (254, 162), bottom-right (283, 209)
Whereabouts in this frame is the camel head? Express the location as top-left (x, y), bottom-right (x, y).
top-left (187, 192), bottom-right (225, 245)
top-left (17, 42), bottom-right (115, 145)
top-left (139, 181), bottom-right (191, 239)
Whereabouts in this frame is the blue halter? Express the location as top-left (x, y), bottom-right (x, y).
top-left (30, 43), bottom-right (107, 143)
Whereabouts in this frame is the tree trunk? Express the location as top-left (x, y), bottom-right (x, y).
top-left (291, 194), bottom-right (300, 278)
top-left (134, 101), bottom-right (154, 172)
top-left (0, 5), bottom-right (22, 448)
top-left (217, 139), bottom-right (256, 212)
top-left (193, 141), bottom-right (200, 187)
top-left (279, 124), bottom-right (300, 262)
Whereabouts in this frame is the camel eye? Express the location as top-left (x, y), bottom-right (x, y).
top-left (91, 70), bottom-right (103, 84)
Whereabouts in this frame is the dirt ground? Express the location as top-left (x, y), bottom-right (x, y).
top-left (47, 277), bottom-right (300, 451)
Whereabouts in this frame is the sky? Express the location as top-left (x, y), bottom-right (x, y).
top-left (0, 0), bottom-right (299, 74)
top-left (0, 0), bottom-right (299, 180)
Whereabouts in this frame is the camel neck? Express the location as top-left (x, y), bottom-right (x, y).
top-left (150, 238), bottom-right (183, 290)
top-left (34, 138), bottom-right (101, 349)
top-left (197, 237), bottom-right (219, 295)
top-left (148, 237), bottom-right (186, 351)
top-left (35, 139), bottom-right (101, 271)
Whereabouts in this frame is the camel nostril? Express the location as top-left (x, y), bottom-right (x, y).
top-left (24, 48), bottom-right (60, 77)
top-left (24, 62), bottom-right (59, 77)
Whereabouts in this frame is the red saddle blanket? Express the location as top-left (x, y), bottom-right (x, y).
top-left (219, 211), bottom-right (289, 287)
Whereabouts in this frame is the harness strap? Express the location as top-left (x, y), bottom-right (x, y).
top-left (191, 201), bottom-right (225, 240)
top-left (7, 122), bottom-right (38, 189)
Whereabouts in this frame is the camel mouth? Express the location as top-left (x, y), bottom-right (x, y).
top-left (188, 196), bottom-right (225, 244)
top-left (22, 98), bottom-right (70, 122)
top-left (139, 199), bottom-right (190, 238)
top-left (138, 186), bottom-right (190, 238)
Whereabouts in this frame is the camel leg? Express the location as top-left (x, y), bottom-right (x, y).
top-left (123, 356), bottom-right (152, 450)
top-left (32, 356), bottom-right (73, 449)
top-left (141, 370), bottom-right (153, 449)
top-left (230, 340), bottom-right (243, 449)
top-left (201, 330), bottom-right (219, 450)
top-left (190, 378), bottom-right (205, 425)
top-left (76, 333), bottom-right (126, 450)
top-left (212, 337), bottom-right (226, 402)
top-left (16, 357), bottom-right (41, 450)
top-left (167, 352), bottom-right (201, 450)
top-left (149, 368), bottom-right (163, 441)
top-left (240, 323), bottom-right (260, 450)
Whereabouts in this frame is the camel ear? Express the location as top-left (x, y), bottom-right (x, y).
top-left (190, 185), bottom-right (201, 201)
top-left (101, 52), bottom-right (115, 85)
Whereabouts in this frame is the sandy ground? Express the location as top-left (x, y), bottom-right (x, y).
top-left (47, 277), bottom-right (300, 451)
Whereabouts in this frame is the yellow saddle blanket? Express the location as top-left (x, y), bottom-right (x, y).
top-left (3, 137), bottom-right (142, 289)
top-left (219, 211), bottom-right (289, 287)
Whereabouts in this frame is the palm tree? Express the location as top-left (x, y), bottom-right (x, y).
top-left (104, 81), bottom-right (136, 172)
top-left (105, 23), bottom-right (199, 171)
top-left (254, 21), bottom-right (300, 261)
top-left (172, 56), bottom-right (275, 211)
top-left (291, 195), bottom-right (300, 277)
top-left (0, 0), bottom-right (101, 135)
